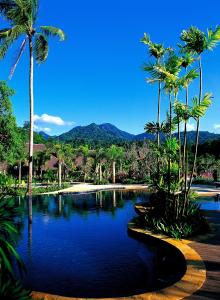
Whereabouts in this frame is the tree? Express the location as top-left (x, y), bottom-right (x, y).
top-left (180, 26), bottom-right (220, 190)
top-left (0, 0), bottom-right (65, 198)
top-left (33, 149), bottom-right (50, 179)
top-left (50, 143), bottom-right (74, 187)
top-left (0, 81), bottom-right (23, 164)
top-left (141, 34), bottom-right (171, 176)
top-left (94, 148), bottom-right (106, 182)
top-left (107, 145), bottom-right (124, 184)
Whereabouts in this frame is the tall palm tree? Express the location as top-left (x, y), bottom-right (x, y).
top-left (0, 0), bottom-right (65, 198)
top-left (141, 34), bottom-right (171, 177)
top-left (179, 55), bottom-right (198, 197)
top-left (180, 26), bottom-right (220, 190)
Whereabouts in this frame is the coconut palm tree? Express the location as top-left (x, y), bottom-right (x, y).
top-left (0, 0), bottom-right (65, 198)
top-left (180, 26), bottom-right (220, 190)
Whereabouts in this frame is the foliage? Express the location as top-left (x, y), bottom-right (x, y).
top-left (0, 196), bottom-right (31, 299)
top-left (143, 193), bottom-right (209, 238)
top-left (0, 81), bottom-right (24, 164)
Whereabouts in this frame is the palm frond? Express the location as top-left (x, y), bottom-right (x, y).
top-left (40, 26), bottom-right (65, 41)
top-left (140, 32), bottom-right (151, 45)
top-left (206, 26), bottom-right (220, 50)
top-left (180, 26), bottom-right (207, 55)
top-left (9, 38), bottom-right (27, 79)
top-left (179, 68), bottom-right (199, 88)
top-left (191, 93), bottom-right (212, 119)
top-left (0, 25), bottom-right (25, 59)
top-left (33, 33), bottom-right (48, 63)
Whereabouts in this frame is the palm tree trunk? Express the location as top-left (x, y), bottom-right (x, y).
top-left (187, 56), bottom-right (202, 194)
top-left (183, 78), bottom-right (189, 212)
top-left (157, 81), bottom-right (161, 147)
top-left (169, 92), bottom-right (172, 137)
top-left (168, 92), bottom-right (172, 195)
top-left (157, 81), bottom-right (161, 178)
top-left (99, 163), bottom-right (102, 182)
top-left (18, 160), bottom-right (22, 188)
top-left (112, 161), bottom-right (116, 184)
top-left (58, 161), bottom-right (62, 188)
top-left (178, 120), bottom-right (181, 182)
top-left (28, 36), bottom-right (34, 224)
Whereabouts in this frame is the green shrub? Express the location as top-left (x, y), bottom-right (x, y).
top-left (94, 179), bottom-right (109, 185)
top-left (0, 198), bottom-right (31, 299)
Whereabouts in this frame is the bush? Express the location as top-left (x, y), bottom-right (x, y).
top-left (193, 176), bottom-right (214, 185)
top-left (0, 198), bottom-right (31, 299)
top-left (94, 179), bottom-right (109, 185)
top-left (140, 192), bottom-right (209, 239)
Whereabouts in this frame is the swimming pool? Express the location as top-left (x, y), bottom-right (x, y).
top-left (15, 190), bottom-right (186, 298)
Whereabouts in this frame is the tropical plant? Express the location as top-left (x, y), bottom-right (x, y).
top-left (180, 26), bottom-right (220, 192)
top-left (0, 0), bottom-right (65, 198)
top-left (50, 143), bottom-right (74, 187)
top-left (0, 197), bottom-right (31, 299)
top-left (107, 145), bottom-right (124, 183)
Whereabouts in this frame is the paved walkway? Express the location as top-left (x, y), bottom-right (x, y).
top-left (187, 210), bottom-right (220, 299)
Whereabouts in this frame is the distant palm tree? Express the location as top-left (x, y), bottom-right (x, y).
top-left (0, 0), bottom-right (65, 198)
top-left (51, 144), bottom-right (73, 187)
top-left (107, 145), bottom-right (124, 184)
top-left (180, 26), bottom-right (220, 190)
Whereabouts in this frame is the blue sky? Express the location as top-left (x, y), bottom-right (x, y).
top-left (0, 0), bottom-right (220, 135)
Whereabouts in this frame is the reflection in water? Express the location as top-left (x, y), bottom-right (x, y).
top-left (14, 190), bottom-right (185, 298)
top-left (28, 195), bottom-right (32, 224)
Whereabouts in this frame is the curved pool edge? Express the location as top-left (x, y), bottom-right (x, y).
top-left (31, 225), bottom-right (206, 300)
top-left (127, 224), bottom-right (206, 299)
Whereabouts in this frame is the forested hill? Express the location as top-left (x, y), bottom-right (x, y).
top-left (39, 123), bottom-right (220, 144)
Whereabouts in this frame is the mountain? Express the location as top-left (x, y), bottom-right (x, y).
top-left (39, 131), bottom-right (51, 140)
top-left (39, 123), bottom-right (220, 144)
top-left (58, 123), bottom-right (135, 142)
top-left (135, 131), bottom-right (220, 144)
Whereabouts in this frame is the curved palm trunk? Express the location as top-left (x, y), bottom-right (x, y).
top-left (28, 36), bottom-right (34, 224)
top-left (188, 56), bottom-right (202, 194)
top-left (112, 161), bottom-right (116, 184)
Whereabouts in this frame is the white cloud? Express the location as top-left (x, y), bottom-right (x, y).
top-left (214, 124), bottom-right (220, 130)
top-left (180, 122), bottom-right (196, 131)
top-left (34, 125), bottom-right (52, 133)
top-left (34, 113), bottom-right (74, 126)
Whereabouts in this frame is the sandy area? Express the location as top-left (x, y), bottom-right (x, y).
top-left (42, 183), bottom-right (220, 197)
top-left (44, 183), bottom-right (149, 195)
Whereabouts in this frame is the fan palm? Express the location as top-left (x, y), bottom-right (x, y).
top-left (0, 0), bottom-right (65, 202)
top-left (180, 26), bottom-right (220, 191)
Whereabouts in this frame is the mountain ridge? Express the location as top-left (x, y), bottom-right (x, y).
top-left (39, 123), bottom-right (220, 144)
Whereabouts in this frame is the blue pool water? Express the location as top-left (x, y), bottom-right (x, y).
top-left (15, 190), bottom-right (186, 298)
top-left (197, 196), bottom-right (220, 211)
